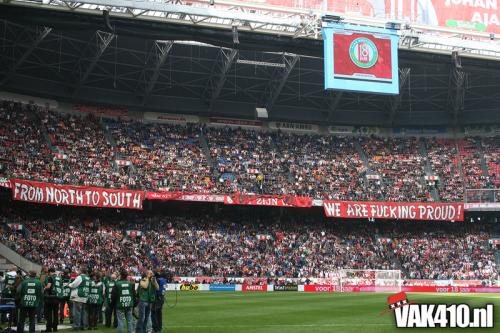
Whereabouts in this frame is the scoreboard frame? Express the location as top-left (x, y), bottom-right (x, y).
top-left (323, 23), bottom-right (400, 95)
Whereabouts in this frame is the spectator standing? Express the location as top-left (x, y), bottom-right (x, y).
top-left (13, 270), bottom-right (25, 327)
top-left (151, 271), bottom-right (166, 333)
top-left (17, 271), bottom-right (42, 333)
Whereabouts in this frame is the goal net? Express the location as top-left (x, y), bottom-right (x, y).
top-left (339, 269), bottom-right (402, 292)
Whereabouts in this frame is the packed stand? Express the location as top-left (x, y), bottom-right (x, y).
top-left (205, 127), bottom-right (374, 200)
top-left (0, 101), bottom-right (53, 181)
top-left (204, 127), bottom-right (291, 195)
top-left (458, 138), bottom-right (491, 189)
top-left (104, 120), bottom-right (215, 192)
top-left (1, 99), bottom-right (499, 202)
top-left (426, 138), bottom-right (464, 202)
top-left (481, 137), bottom-right (499, 191)
top-left (389, 226), bottom-right (497, 280)
top-left (0, 206), bottom-right (497, 281)
top-left (37, 109), bottom-right (125, 188)
top-left (275, 133), bottom-right (374, 200)
top-left (0, 214), bottom-right (394, 279)
top-left (359, 136), bottom-right (430, 202)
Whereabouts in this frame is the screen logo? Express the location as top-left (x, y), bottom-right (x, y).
top-left (349, 37), bottom-right (378, 69)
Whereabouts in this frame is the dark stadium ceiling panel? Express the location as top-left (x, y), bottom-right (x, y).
top-left (0, 3), bottom-right (499, 126)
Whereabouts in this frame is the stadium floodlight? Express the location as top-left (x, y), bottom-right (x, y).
top-left (236, 59), bottom-right (285, 68)
top-left (255, 108), bottom-right (268, 119)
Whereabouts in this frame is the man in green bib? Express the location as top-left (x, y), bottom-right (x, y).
top-left (136, 270), bottom-right (159, 333)
top-left (104, 272), bottom-right (118, 328)
top-left (43, 268), bottom-right (61, 332)
top-left (111, 270), bottom-right (135, 333)
top-left (59, 269), bottom-right (72, 324)
top-left (16, 271), bottom-right (42, 333)
top-left (88, 272), bottom-right (104, 330)
top-left (68, 266), bottom-right (90, 331)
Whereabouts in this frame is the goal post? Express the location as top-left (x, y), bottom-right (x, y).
top-left (339, 269), bottom-right (402, 292)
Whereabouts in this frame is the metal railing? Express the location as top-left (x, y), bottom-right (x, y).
top-left (3, 0), bottom-right (500, 59)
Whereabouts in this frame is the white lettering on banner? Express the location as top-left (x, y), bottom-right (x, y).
top-left (76, 190), bottom-right (84, 205)
top-left (12, 179), bottom-right (144, 210)
top-left (92, 191), bottom-right (100, 206)
top-left (348, 203), bottom-right (367, 217)
top-left (472, 12), bottom-right (500, 25)
top-left (15, 183), bottom-right (44, 202)
top-left (256, 198), bottom-right (279, 206)
top-left (323, 201), bottom-right (464, 221)
top-left (146, 192), bottom-right (225, 203)
top-left (133, 194), bottom-right (142, 209)
top-left (445, 0), bottom-right (497, 9)
top-left (324, 202), bottom-right (341, 217)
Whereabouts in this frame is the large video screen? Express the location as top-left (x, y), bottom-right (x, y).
top-left (323, 24), bottom-right (399, 94)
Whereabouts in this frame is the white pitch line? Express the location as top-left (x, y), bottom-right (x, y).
top-left (168, 323), bottom-right (393, 328)
top-left (409, 293), bottom-right (500, 298)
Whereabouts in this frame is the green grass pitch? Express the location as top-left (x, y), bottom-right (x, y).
top-left (97, 292), bottom-right (500, 333)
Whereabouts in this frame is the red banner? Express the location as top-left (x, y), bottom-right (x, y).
top-left (242, 284), bottom-right (268, 292)
top-left (146, 191), bottom-right (224, 203)
top-left (303, 284), bottom-right (500, 293)
top-left (0, 177), bottom-right (10, 189)
top-left (323, 201), bottom-right (463, 221)
top-left (224, 194), bottom-right (312, 208)
top-left (11, 179), bottom-right (144, 210)
top-left (304, 285), bottom-right (337, 293)
top-left (401, 286), bottom-right (500, 293)
top-left (334, 32), bottom-right (393, 80)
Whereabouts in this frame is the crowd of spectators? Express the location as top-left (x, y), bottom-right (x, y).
top-left (458, 137), bottom-right (496, 203)
top-left (426, 138), bottom-right (464, 201)
top-left (390, 228), bottom-right (497, 280)
top-left (458, 138), bottom-right (490, 190)
top-left (104, 119), bottom-right (216, 192)
top-left (359, 136), bottom-right (429, 202)
top-left (482, 136), bottom-right (499, 190)
top-left (38, 109), bottom-right (127, 188)
top-left (0, 100), bottom-right (499, 203)
top-left (204, 127), bottom-right (371, 200)
top-left (272, 132), bottom-right (370, 200)
top-left (0, 100), bottom-right (53, 181)
top-left (0, 205), bottom-right (497, 281)
top-left (204, 126), bottom-right (288, 195)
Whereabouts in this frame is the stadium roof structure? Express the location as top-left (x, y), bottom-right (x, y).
top-left (0, 0), bottom-right (500, 126)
